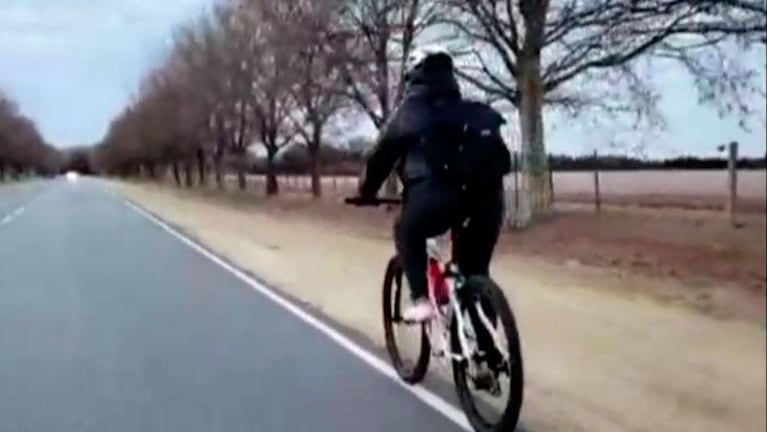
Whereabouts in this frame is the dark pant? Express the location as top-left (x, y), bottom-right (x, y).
top-left (395, 179), bottom-right (505, 365)
top-left (394, 179), bottom-right (504, 301)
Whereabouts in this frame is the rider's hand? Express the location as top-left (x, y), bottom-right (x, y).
top-left (357, 193), bottom-right (377, 205)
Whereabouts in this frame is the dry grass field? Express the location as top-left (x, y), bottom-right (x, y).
top-left (171, 173), bottom-right (767, 318)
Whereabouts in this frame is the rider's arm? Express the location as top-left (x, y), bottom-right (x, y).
top-left (358, 104), bottom-right (409, 199)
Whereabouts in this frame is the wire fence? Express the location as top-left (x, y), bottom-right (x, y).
top-left (239, 165), bottom-right (766, 216)
top-left (212, 142), bottom-right (766, 227)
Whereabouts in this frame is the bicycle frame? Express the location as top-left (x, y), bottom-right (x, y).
top-left (424, 231), bottom-right (509, 373)
top-left (424, 232), bottom-right (459, 364)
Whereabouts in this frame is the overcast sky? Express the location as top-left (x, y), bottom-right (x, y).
top-left (1, 0), bottom-right (765, 157)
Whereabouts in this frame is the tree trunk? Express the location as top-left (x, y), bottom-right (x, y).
top-left (237, 167), bottom-right (246, 190)
top-left (310, 150), bottom-right (321, 197)
top-left (384, 174), bottom-right (399, 196)
top-left (266, 149), bottom-right (279, 196)
top-left (236, 149), bottom-right (250, 190)
top-left (146, 162), bottom-right (156, 180)
top-left (184, 159), bottom-right (193, 188)
top-left (309, 127), bottom-right (322, 198)
top-left (214, 153), bottom-right (224, 190)
top-left (215, 133), bottom-right (226, 190)
top-left (196, 148), bottom-right (206, 187)
top-left (516, 53), bottom-right (550, 227)
top-left (0, 159), bottom-right (5, 181)
top-left (172, 162), bottom-right (181, 187)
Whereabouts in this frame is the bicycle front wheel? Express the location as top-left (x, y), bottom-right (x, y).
top-left (382, 256), bottom-right (430, 384)
top-left (452, 276), bottom-right (524, 432)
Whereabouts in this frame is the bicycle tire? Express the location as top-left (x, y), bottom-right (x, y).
top-left (382, 255), bottom-right (431, 384)
top-left (452, 276), bottom-right (524, 432)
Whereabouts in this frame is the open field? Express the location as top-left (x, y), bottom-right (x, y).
top-left (201, 173), bottom-right (767, 302)
top-left (552, 169), bottom-right (766, 198)
top-left (114, 179), bottom-right (766, 432)
top-left (237, 169), bottom-right (767, 213)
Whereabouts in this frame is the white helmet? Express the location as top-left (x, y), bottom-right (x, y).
top-left (406, 44), bottom-right (453, 75)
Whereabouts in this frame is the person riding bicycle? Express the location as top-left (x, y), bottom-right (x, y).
top-left (355, 45), bottom-right (511, 325)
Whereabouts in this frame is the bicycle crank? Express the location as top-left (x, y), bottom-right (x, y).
top-left (471, 363), bottom-right (502, 397)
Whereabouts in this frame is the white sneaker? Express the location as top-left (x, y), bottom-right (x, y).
top-left (402, 297), bottom-right (435, 322)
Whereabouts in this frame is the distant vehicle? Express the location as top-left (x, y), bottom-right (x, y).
top-left (66, 171), bottom-right (79, 182)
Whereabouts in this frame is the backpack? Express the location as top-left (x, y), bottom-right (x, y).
top-left (421, 99), bottom-right (512, 189)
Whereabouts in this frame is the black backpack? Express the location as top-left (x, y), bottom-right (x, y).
top-left (421, 99), bottom-right (512, 189)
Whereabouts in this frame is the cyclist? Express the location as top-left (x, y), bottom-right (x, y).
top-left (354, 45), bottom-right (510, 325)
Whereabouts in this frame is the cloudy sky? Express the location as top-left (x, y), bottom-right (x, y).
top-left (0, 0), bottom-right (210, 146)
top-left (1, 0), bottom-right (765, 157)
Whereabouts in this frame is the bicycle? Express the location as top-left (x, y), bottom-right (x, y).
top-left (345, 196), bottom-right (524, 432)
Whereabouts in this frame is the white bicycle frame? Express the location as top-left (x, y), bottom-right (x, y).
top-left (423, 232), bottom-right (509, 373)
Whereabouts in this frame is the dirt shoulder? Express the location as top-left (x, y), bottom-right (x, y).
top-left (113, 180), bottom-right (766, 432)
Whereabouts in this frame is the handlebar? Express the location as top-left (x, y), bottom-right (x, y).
top-left (344, 196), bottom-right (402, 207)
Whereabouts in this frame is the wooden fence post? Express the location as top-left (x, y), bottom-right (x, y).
top-left (593, 149), bottom-right (601, 212)
top-left (548, 154), bottom-right (554, 205)
top-left (726, 141), bottom-right (738, 225)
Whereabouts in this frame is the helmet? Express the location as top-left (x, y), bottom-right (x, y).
top-left (405, 44), bottom-right (453, 76)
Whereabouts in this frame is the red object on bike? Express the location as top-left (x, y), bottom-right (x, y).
top-left (428, 259), bottom-right (449, 305)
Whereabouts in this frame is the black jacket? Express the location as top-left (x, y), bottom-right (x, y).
top-left (359, 66), bottom-right (462, 198)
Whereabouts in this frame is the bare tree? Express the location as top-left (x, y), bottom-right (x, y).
top-left (139, 67), bottom-right (201, 186)
top-left (337, 0), bottom-right (442, 126)
top-left (286, 0), bottom-right (348, 197)
top-left (448, 0), bottom-right (766, 224)
top-left (96, 3), bottom-right (250, 188)
top-left (174, 16), bottom-right (235, 190)
top-left (95, 62), bottom-right (203, 185)
top-left (231, 0), bottom-right (304, 195)
top-left (212, 2), bottom-right (262, 191)
top-left (0, 93), bottom-right (17, 180)
top-left (0, 90), bottom-right (60, 179)
top-left (335, 0), bottom-right (444, 195)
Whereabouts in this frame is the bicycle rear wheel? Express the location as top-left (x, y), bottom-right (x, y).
top-left (452, 276), bottom-right (524, 432)
top-left (382, 256), bottom-right (430, 384)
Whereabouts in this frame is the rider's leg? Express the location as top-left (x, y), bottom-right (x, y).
top-left (453, 186), bottom-right (504, 276)
top-left (453, 186), bottom-right (505, 366)
top-left (396, 180), bottom-right (458, 321)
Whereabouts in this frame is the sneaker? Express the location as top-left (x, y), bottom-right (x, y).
top-left (402, 297), bottom-right (435, 322)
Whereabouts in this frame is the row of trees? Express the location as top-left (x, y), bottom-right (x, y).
top-left (0, 90), bottom-right (61, 179)
top-left (95, 0), bottom-right (766, 225)
top-left (254, 145), bottom-right (767, 174)
top-left (549, 154), bottom-right (767, 171)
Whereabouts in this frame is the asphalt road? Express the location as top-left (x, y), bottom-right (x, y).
top-left (0, 179), bottom-right (45, 218)
top-left (0, 178), bottom-right (465, 432)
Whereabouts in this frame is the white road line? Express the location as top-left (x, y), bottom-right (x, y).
top-left (123, 199), bottom-right (472, 431)
top-left (0, 206), bottom-right (25, 225)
